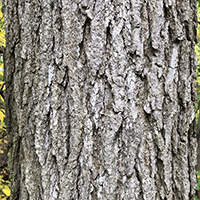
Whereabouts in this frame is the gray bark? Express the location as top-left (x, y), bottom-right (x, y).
top-left (2, 0), bottom-right (197, 199)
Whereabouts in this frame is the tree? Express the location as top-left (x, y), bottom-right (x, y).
top-left (2, 0), bottom-right (198, 199)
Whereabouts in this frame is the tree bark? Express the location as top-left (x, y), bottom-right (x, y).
top-left (2, 0), bottom-right (198, 199)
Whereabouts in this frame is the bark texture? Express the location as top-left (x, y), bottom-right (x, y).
top-left (2, 0), bottom-right (198, 199)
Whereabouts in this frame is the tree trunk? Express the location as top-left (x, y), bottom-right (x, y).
top-left (2, 0), bottom-right (197, 199)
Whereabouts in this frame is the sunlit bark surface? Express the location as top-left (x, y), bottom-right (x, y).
top-left (2, 0), bottom-right (197, 199)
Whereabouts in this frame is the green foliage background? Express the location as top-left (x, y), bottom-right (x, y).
top-left (194, 1), bottom-right (200, 199)
top-left (0, 1), bottom-right (9, 200)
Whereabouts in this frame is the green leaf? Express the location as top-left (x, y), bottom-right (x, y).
top-left (2, 185), bottom-right (10, 197)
